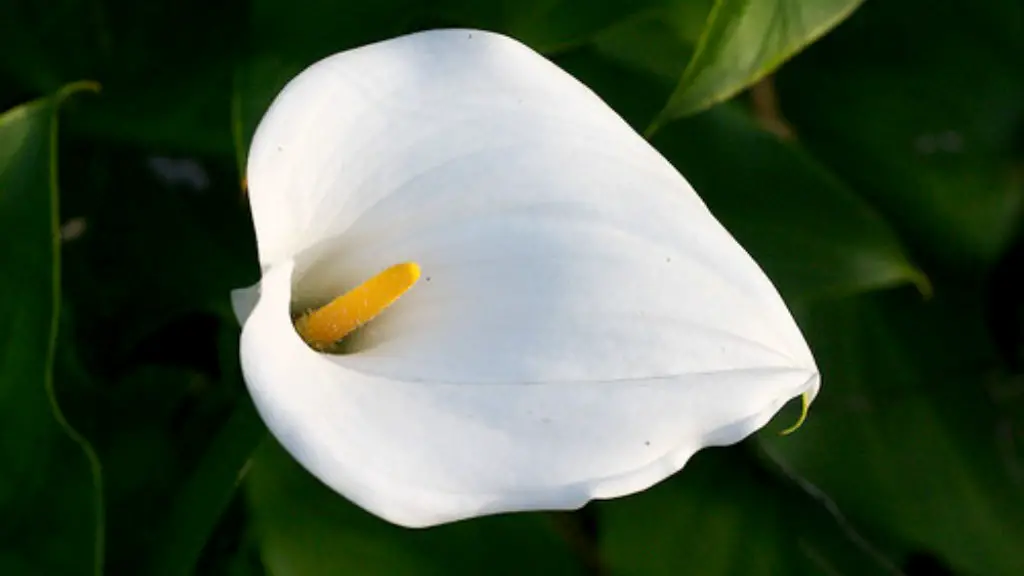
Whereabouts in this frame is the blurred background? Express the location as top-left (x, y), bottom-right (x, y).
top-left (2, 0), bottom-right (1022, 574)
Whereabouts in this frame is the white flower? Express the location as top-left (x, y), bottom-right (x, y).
top-left (232, 29), bottom-right (819, 528)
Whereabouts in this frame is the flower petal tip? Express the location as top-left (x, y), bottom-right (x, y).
top-left (778, 389), bottom-right (813, 436)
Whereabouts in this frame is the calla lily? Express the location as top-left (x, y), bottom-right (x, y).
top-left (232, 29), bottom-right (819, 528)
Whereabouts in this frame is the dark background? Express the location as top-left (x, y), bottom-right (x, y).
top-left (1, 0), bottom-right (1022, 574)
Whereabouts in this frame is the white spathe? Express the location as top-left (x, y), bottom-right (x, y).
top-left (235, 28), bottom-right (819, 528)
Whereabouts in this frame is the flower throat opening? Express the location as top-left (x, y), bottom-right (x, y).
top-left (295, 262), bottom-right (421, 351)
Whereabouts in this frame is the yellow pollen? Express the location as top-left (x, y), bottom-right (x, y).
top-left (295, 262), bottom-right (421, 349)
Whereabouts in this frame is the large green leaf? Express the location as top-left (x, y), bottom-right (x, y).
top-left (93, 365), bottom-right (204, 574)
top-left (598, 447), bottom-right (903, 575)
top-left (146, 325), bottom-right (267, 576)
top-left (52, 140), bottom-right (260, 575)
top-left (589, 1), bottom-right (713, 84)
top-left (651, 0), bottom-right (864, 130)
top-left (650, 104), bottom-right (927, 301)
top-left (760, 288), bottom-right (1024, 574)
top-left (56, 163), bottom-right (261, 573)
top-left (83, 360), bottom-right (263, 576)
top-left (0, 84), bottom-right (104, 575)
top-left (777, 0), bottom-right (1024, 269)
top-left (245, 439), bottom-right (584, 575)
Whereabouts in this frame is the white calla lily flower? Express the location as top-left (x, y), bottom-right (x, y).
top-left (233, 29), bottom-right (819, 528)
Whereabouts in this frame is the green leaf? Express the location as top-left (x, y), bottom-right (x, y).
top-left (143, 319), bottom-right (266, 576)
top-left (589, 1), bottom-right (713, 83)
top-left (760, 288), bottom-right (1024, 574)
top-left (776, 0), bottom-right (1024, 269)
top-left (598, 447), bottom-right (902, 575)
top-left (94, 366), bottom-right (203, 575)
top-left (148, 394), bottom-right (265, 576)
top-left (82, 321), bottom-right (262, 574)
top-left (650, 104), bottom-right (926, 301)
top-left (75, 323), bottom-right (261, 575)
top-left (0, 83), bottom-right (104, 576)
top-left (651, 0), bottom-right (864, 130)
top-left (245, 439), bottom-right (584, 575)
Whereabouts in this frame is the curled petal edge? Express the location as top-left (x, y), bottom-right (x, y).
top-left (239, 261), bottom-right (820, 528)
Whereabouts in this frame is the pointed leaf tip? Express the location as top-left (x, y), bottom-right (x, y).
top-left (779, 391), bottom-right (811, 436)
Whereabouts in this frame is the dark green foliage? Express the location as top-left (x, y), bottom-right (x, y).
top-left (1, 0), bottom-right (1021, 574)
